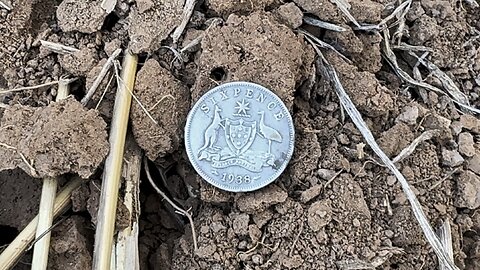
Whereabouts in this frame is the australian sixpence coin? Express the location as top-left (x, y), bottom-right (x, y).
top-left (185, 82), bottom-right (295, 192)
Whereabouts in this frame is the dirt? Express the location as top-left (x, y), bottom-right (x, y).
top-left (56, 0), bottom-right (107, 34)
top-left (128, 0), bottom-right (183, 54)
top-left (191, 11), bottom-right (314, 109)
top-left (1, 0), bottom-right (480, 270)
top-left (131, 58), bottom-right (190, 160)
top-left (0, 97), bottom-right (109, 178)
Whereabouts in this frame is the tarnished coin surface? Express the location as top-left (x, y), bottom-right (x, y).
top-left (185, 82), bottom-right (295, 192)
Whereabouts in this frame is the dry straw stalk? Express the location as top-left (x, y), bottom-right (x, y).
top-left (0, 177), bottom-right (83, 269)
top-left (92, 51), bottom-right (138, 270)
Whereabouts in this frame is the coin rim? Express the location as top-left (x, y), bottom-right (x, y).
top-left (185, 81), bottom-right (295, 192)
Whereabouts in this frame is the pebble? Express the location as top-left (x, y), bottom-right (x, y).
top-left (454, 170), bottom-right (480, 209)
top-left (300, 185), bottom-right (322, 203)
top-left (395, 105), bottom-right (419, 125)
top-left (273, 2), bottom-right (304, 29)
top-left (458, 132), bottom-right (476, 157)
top-left (317, 168), bottom-right (336, 180)
top-left (385, 230), bottom-right (394, 238)
top-left (423, 113), bottom-right (451, 130)
top-left (460, 115), bottom-right (480, 133)
top-left (386, 175), bottom-right (397, 186)
top-left (441, 149), bottom-right (464, 167)
top-left (352, 218), bottom-right (361, 227)
top-left (307, 199), bottom-right (332, 232)
top-left (450, 121), bottom-right (463, 135)
top-left (252, 254), bottom-right (263, 265)
top-left (467, 154), bottom-right (480, 175)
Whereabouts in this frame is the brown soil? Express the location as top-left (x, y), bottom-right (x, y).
top-left (1, 0), bottom-right (480, 270)
top-left (0, 97), bottom-right (109, 178)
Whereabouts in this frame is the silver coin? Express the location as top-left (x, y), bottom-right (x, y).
top-left (185, 82), bottom-right (295, 192)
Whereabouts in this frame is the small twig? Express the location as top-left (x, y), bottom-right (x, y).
top-left (236, 234), bottom-right (266, 259)
top-left (300, 31), bottom-right (352, 64)
top-left (429, 168), bottom-right (459, 191)
top-left (352, 160), bottom-right (376, 180)
top-left (324, 169), bottom-right (343, 189)
top-left (161, 46), bottom-right (184, 63)
top-left (0, 0), bottom-right (12, 11)
top-left (393, 130), bottom-right (438, 163)
top-left (27, 215), bottom-right (69, 251)
top-left (392, 43), bottom-right (433, 52)
top-left (289, 221), bottom-right (304, 256)
top-left (0, 142), bottom-right (15, 150)
top-left (0, 81), bottom-right (59, 94)
top-left (149, 94), bottom-right (175, 111)
top-left (180, 18), bottom-right (221, 54)
top-left (81, 48), bottom-right (121, 106)
top-left (303, 17), bottom-right (346, 32)
top-left (0, 142), bottom-right (38, 177)
top-left (437, 219), bottom-right (454, 270)
top-left (464, 0), bottom-right (479, 8)
top-left (40, 40), bottom-right (79, 55)
top-left (143, 158), bottom-right (198, 252)
top-left (113, 60), bottom-right (158, 125)
top-left (171, 0), bottom-right (198, 44)
top-left (409, 51), bottom-right (471, 107)
top-left (95, 74), bottom-right (115, 110)
top-left (180, 35), bottom-right (203, 54)
top-left (391, 0), bottom-right (412, 44)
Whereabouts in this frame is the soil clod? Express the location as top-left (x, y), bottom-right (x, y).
top-left (0, 97), bottom-right (109, 178)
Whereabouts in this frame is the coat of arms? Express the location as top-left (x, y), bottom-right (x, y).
top-left (197, 100), bottom-right (283, 173)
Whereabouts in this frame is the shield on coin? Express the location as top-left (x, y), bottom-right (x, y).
top-left (225, 119), bottom-right (256, 155)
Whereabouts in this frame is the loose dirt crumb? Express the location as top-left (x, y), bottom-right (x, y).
top-left (352, 32), bottom-right (383, 73)
top-left (307, 199), bottom-right (332, 231)
top-left (293, 0), bottom-right (343, 23)
top-left (0, 97), bottom-right (109, 178)
top-left (391, 205), bottom-right (427, 246)
top-left (59, 47), bottom-right (99, 77)
top-left (49, 216), bottom-right (92, 270)
top-left (56, 0), bottom-right (107, 34)
top-left (207, 0), bottom-right (278, 17)
top-left (131, 59), bottom-right (190, 160)
top-left (273, 2), bottom-right (303, 29)
top-left (468, 153), bottom-right (480, 175)
top-left (236, 184), bottom-right (288, 213)
top-left (324, 27), bottom-right (364, 57)
top-left (128, 0), bottom-right (183, 54)
top-left (377, 123), bottom-right (414, 158)
top-left (442, 149), bottom-right (464, 167)
top-left (409, 15), bottom-right (440, 45)
top-left (300, 184), bottom-right (322, 203)
top-left (395, 105), bottom-right (420, 126)
top-left (454, 170), bottom-right (480, 209)
top-left (192, 11), bottom-right (314, 109)
top-left (350, 0), bottom-right (384, 23)
top-left (458, 132), bottom-right (475, 157)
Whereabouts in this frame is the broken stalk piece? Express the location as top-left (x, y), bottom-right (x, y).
top-left (93, 51), bottom-right (138, 270)
top-left (31, 78), bottom-right (71, 270)
top-left (0, 177), bottom-right (83, 270)
top-left (0, 0), bottom-right (11, 11)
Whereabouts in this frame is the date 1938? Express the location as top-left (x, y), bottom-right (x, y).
top-left (221, 173), bottom-right (254, 184)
